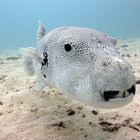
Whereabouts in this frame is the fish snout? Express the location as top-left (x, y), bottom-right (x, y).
top-left (103, 84), bottom-right (135, 102)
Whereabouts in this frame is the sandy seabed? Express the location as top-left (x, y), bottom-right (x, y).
top-left (0, 40), bottom-right (140, 140)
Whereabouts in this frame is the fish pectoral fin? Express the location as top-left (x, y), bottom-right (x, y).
top-left (20, 47), bottom-right (43, 76)
top-left (20, 47), bottom-right (43, 63)
top-left (34, 76), bottom-right (46, 92)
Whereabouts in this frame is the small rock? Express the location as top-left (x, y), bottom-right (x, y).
top-left (99, 116), bottom-right (104, 121)
top-left (68, 110), bottom-right (75, 116)
top-left (0, 60), bottom-right (4, 64)
top-left (0, 75), bottom-right (7, 80)
top-left (122, 118), bottom-right (132, 126)
top-left (0, 101), bottom-right (3, 105)
top-left (0, 112), bottom-right (3, 115)
top-left (6, 56), bottom-right (20, 60)
top-left (136, 80), bottom-right (140, 84)
top-left (82, 114), bottom-right (85, 117)
top-left (129, 125), bottom-right (139, 132)
top-left (30, 105), bottom-right (38, 112)
top-left (52, 121), bottom-right (65, 128)
top-left (126, 54), bottom-right (131, 57)
top-left (134, 54), bottom-right (137, 57)
top-left (91, 110), bottom-right (98, 115)
top-left (136, 123), bottom-right (140, 126)
top-left (110, 116), bottom-right (117, 120)
top-left (121, 54), bottom-right (125, 57)
top-left (67, 109), bottom-right (75, 116)
top-left (77, 106), bottom-right (83, 110)
top-left (110, 114), bottom-right (120, 120)
top-left (121, 45), bottom-right (128, 48)
top-left (42, 91), bottom-right (46, 93)
top-left (99, 121), bottom-right (121, 132)
top-left (51, 89), bottom-right (56, 92)
top-left (99, 121), bottom-right (112, 126)
top-left (102, 124), bottom-right (121, 132)
top-left (15, 90), bottom-right (20, 92)
top-left (57, 105), bottom-right (62, 108)
top-left (7, 109), bottom-right (13, 113)
top-left (89, 122), bottom-right (92, 125)
top-left (84, 134), bottom-right (88, 137)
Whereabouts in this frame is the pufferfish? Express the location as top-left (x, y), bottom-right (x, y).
top-left (21, 21), bottom-right (136, 108)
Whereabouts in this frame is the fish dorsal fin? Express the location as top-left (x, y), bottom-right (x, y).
top-left (37, 20), bottom-right (46, 41)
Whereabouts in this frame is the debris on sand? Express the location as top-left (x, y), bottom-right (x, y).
top-left (91, 110), bottom-right (98, 115)
top-left (136, 80), bottom-right (140, 84)
top-left (77, 106), bottom-right (83, 110)
top-left (0, 59), bottom-right (4, 64)
top-left (99, 121), bottom-right (121, 132)
top-left (121, 45), bottom-right (128, 48)
top-left (129, 125), bottom-right (139, 132)
top-left (102, 124), bottom-right (121, 132)
top-left (126, 54), bottom-right (131, 57)
top-left (0, 101), bottom-right (3, 105)
top-left (6, 56), bottom-right (20, 60)
top-left (0, 75), bottom-right (7, 80)
top-left (52, 121), bottom-right (65, 128)
top-left (121, 118), bottom-right (133, 126)
top-left (99, 121), bottom-right (112, 126)
top-left (99, 118), bottom-right (139, 132)
top-left (121, 54), bottom-right (125, 57)
top-left (30, 105), bottom-right (38, 112)
top-left (67, 109), bottom-right (75, 116)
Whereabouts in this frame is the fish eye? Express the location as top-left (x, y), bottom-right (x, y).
top-left (64, 43), bottom-right (72, 52)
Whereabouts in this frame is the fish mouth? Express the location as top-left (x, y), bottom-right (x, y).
top-left (103, 85), bottom-right (135, 102)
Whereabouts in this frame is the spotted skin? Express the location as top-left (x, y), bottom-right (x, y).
top-left (21, 22), bottom-right (136, 108)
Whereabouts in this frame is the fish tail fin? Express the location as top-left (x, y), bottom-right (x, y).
top-left (20, 47), bottom-right (42, 76)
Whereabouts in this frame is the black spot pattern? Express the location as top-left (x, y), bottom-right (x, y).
top-left (43, 74), bottom-right (46, 78)
top-left (41, 51), bottom-right (48, 78)
top-left (41, 52), bottom-right (48, 68)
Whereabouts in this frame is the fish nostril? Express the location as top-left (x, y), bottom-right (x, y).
top-left (127, 85), bottom-right (135, 95)
top-left (103, 91), bottom-right (120, 101)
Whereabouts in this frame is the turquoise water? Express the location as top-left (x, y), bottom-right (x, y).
top-left (0, 0), bottom-right (140, 50)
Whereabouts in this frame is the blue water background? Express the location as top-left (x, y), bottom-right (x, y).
top-left (0, 0), bottom-right (140, 50)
